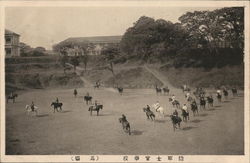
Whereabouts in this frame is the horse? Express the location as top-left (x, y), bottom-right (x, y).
top-left (88, 105), bottom-right (103, 116)
top-left (84, 96), bottom-right (92, 105)
top-left (200, 97), bottom-right (206, 110)
top-left (181, 85), bottom-right (191, 93)
top-left (119, 118), bottom-right (131, 135)
top-left (169, 98), bottom-right (180, 108)
top-left (206, 96), bottom-right (214, 108)
top-left (155, 86), bottom-right (162, 95)
top-left (232, 88), bottom-right (237, 97)
top-left (162, 87), bottom-right (170, 95)
top-left (117, 87), bottom-right (123, 95)
top-left (142, 108), bottom-right (155, 121)
top-left (25, 105), bottom-right (38, 116)
top-left (152, 103), bottom-right (165, 116)
top-left (217, 93), bottom-right (222, 103)
top-left (186, 96), bottom-right (193, 103)
top-left (170, 115), bottom-right (182, 131)
top-left (51, 102), bottom-right (63, 113)
top-left (7, 93), bottom-right (18, 103)
top-left (94, 82), bottom-right (101, 89)
top-left (190, 101), bottom-right (198, 115)
top-left (181, 109), bottom-right (189, 122)
top-left (223, 89), bottom-right (229, 100)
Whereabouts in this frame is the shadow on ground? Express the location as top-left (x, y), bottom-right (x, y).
top-left (191, 119), bottom-right (203, 123)
top-left (182, 126), bottom-right (196, 131)
top-left (131, 130), bottom-right (144, 136)
top-left (36, 114), bottom-right (49, 117)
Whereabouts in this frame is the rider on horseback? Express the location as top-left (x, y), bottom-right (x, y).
top-left (31, 101), bottom-right (35, 112)
top-left (56, 97), bottom-right (59, 104)
top-left (121, 114), bottom-right (127, 121)
top-left (182, 104), bottom-right (189, 113)
top-left (155, 101), bottom-right (160, 112)
top-left (171, 95), bottom-right (176, 101)
top-left (74, 89), bottom-right (77, 97)
top-left (146, 105), bottom-right (151, 112)
top-left (173, 109), bottom-right (178, 116)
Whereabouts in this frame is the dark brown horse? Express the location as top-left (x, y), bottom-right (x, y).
top-left (51, 102), bottom-right (63, 113)
top-left (88, 105), bottom-right (103, 116)
top-left (191, 102), bottom-right (199, 116)
top-left (84, 96), bottom-right (92, 105)
top-left (117, 87), bottom-right (123, 95)
top-left (155, 86), bottom-right (162, 95)
top-left (7, 93), bottom-right (18, 103)
top-left (162, 87), bottom-right (170, 95)
top-left (169, 98), bottom-right (180, 108)
top-left (170, 115), bottom-right (182, 131)
top-left (206, 96), bottom-right (214, 108)
top-left (143, 108), bottom-right (155, 121)
top-left (181, 109), bottom-right (189, 122)
top-left (119, 117), bottom-right (131, 135)
top-left (232, 88), bottom-right (237, 97)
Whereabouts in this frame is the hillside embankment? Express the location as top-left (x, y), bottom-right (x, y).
top-left (5, 56), bottom-right (84, 94)
top-left (5, 56), bottom-right (244, 95)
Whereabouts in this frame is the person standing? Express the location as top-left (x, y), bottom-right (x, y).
top-left (74, 89), bottom-right (78, 97)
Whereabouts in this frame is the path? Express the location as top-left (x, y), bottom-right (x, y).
top-left (66, 63), bottom-right (92, 87)
top-left (143, 65), bottom-right (175, 89)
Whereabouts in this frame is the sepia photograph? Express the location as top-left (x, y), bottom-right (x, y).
top-left (1, 0), bottom-right (249, 162)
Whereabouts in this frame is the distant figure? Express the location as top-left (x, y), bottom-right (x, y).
top-left (56, 97), bottom-right (59, 103)
top-left (86, 92), bottom-right (90, 97)
top-left (182, 104), bottom-right (189, 113)
top-left (121, 114), bottom-right (127, 121)
top-left (74, 89), bottom-right (78, 97)
top-left (173, 109), bottom-right (178, 116)
top-left (31, 101), bottom-right (35, 112)
top-left (172, 95), bottom-right (176, 101)
top-left (146, 105), bottom-right (151, 112)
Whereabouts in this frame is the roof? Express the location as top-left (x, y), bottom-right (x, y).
top-left (61, 35), bottom-right (122, 44)
top-left (5, 29), bottom-right (20, 36)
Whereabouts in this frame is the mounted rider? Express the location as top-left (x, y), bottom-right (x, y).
top-left (31, 101), bottom-right (35, 112)
top-left (173, 109), bottom-right (178, 117)
top-left (171, 95), bottom-right (176, 102)
top-left (56, 97), bottom-right (59, 104)
top-left (182, 104), bottom-right (189, 113)
top-left (74, 88), bottom-right (77, 97)
top-left (121, 114), bottom-right (127, 122)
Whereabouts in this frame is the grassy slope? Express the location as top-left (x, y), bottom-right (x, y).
top-left (5, 57), bottom-right (84, 94)
top-left (159, 65), bottom-right (244, 89)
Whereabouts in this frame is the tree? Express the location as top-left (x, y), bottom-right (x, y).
top-left (19, 42), bottom-right (33, 56)
top-left (101, 44), bottom-right (120, 85)
top-left (33, 47), bottom-right (46, 56)
top-left (70, 56), bottom-right (79, 73)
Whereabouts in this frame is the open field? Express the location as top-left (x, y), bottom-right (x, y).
top-left (6, 86), bottom-right (244, 155)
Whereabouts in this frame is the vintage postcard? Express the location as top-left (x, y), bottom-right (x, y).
top-left (0, 0), bottom-right (249, 162)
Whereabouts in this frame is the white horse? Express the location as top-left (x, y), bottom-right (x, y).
top-left (25, 105), bottom-right (38, 116)
top-left (152, 103), bottom-right (166, 117)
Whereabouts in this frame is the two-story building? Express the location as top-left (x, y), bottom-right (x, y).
top-left (5, 29), bottom-right (20, 57)
top-left (56, 35), bottom-right (122, 56)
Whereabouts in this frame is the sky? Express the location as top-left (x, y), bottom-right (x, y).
top-left (5, 7), bottom-right (220, 50)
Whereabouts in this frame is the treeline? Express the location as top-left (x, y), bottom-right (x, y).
top-left (20, 42), bottom-right (48, 57)
top-left (116, 7), bottom-right (244, 68)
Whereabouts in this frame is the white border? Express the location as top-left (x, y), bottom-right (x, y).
top-left (0, 1), bottom-right (249, 162)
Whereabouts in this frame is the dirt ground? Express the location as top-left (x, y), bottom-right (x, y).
top-left (6, 87), bottom-right (244, 155)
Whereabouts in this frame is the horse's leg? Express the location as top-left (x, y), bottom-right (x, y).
top-left (97, 110), bottom-right (99, 116)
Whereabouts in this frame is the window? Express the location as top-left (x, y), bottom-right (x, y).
top-left (5, 37), bottom-right (11, 44)
top-left (5, 48), bottom-right (11, 56)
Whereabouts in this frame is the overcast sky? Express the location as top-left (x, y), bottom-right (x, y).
top-left (5, 7), bottom-right (220, 50)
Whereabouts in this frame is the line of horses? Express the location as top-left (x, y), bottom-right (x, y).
top-left (141, 85), bottom-right (238, 132)
top-left (7, 84), bottom-right (239, 134)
